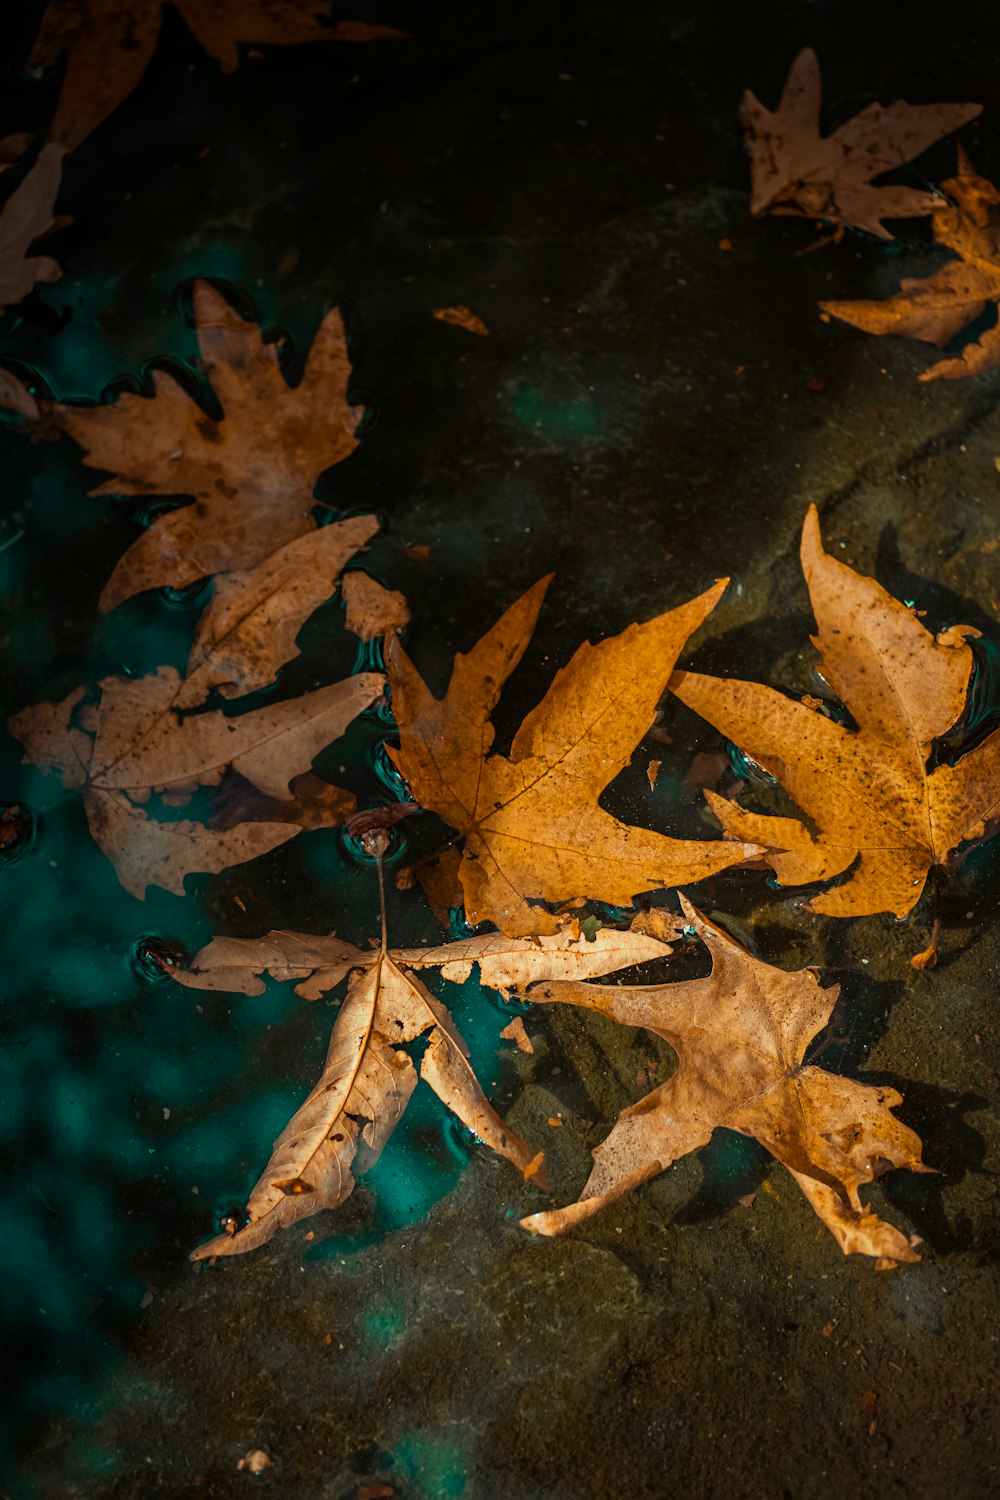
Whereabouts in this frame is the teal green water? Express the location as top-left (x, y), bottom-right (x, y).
top-left (0, 269), bottom-right (517, 1482)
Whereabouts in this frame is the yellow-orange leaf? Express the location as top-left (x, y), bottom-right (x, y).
top-left (433, 305), bottom-right (489, 336)
top-left (671, 506), bottom-right (1000, 917)
top-left (386, 578), bottom-right (759, 936)
top-left (821, 150), bottom-right (1000, 379)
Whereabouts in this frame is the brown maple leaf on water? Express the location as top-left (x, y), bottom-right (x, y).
top-left (185, 515), bottom-right (381, 699)
top-left (523, 898), bottom-right (928, 1266)
top-left (0, 281), bottom-right (363, 611)
top-left (742, 48), bottom-right (980, 238)
top-left (671, 505), bottom-right (1000, 918)
top-left (821, 150), bottom-right (1000, 380)
top-left (9, 666), bottom-right (383, 895)
top-left (172, 921), bottom-right (674, 1257)
top-left (386, 578), bottom-right (760, 937)
top-left (0, 144), bottom-right (67, 312)
top-left (29, 0), bottom-right (408, 153)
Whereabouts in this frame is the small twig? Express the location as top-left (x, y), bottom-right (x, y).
top-left (362, 828), bottom-right (391, 950)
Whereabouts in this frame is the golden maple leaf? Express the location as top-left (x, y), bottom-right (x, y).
top-left (523, 897), bottom-right (928, 1266)
top-left (9, 665), bottom-right (383, 895)
top-left (29, 0), bottom-right (408, 152)
top-left (386, 577), bottom-right (760, 937)
top-left (172, 921), bottom-right (674, 1257)
top-left (4, 282), bottom-right (363, 611)
top-left (671, 506), bottom-right (1000, 918)
top-left (741, 48), bottom-right (980, 238)
top-left (821, 149), bottom-right (1000, 379)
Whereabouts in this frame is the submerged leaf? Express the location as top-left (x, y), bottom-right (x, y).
top-left (742, 48), bottom-right (980, 238)
top-left (0, 144), bottom-right (67, 311)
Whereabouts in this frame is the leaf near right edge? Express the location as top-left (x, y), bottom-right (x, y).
top-left (522, 897), bottom-right (928, 1267)
top-left (819, 151), bottom-right (1000, 381)
top-left (670, 505), bottom-right (1000, 919)
top-left (387, 577), bottom-right (761, 936)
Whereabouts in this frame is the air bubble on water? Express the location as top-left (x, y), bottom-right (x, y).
top-left (130, 935), bottom-right (189, 982)
top-left (339, 820), bottom-right (407, 867)
top-left (0, 804), bottom-right (35, 864)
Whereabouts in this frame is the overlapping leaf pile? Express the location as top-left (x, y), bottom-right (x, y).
top-left (740, 49), bottom-right (1000, 382)
top-left (3, 22), bottom-right (996, 1280)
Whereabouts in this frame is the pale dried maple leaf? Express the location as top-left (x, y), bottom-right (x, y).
top-left (523, 897), bottom-right (928, 1266)
top-left (386, 577), bottom-right (760, 937)
top-left (185, 515), bottom-right (379, 699)
top-left (821, 150), bottom-right (1000, 380)
top-left (7, 281), bottom-right (363, 610)
top-left (671, 505), bottom-right (1000, 918)
top-left (30, 0), bottom-right (408, 152)
top-left (0, 144), bottom-right (67, 311)
top-left (172, 922), bottom-right (675, 1257)
top-left (9, 666), bottom-right (383, 895)
top-left (742, 48), bottom-right (980, 238)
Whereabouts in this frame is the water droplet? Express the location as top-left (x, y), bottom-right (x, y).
top-left (130, 935), bottom-right (189, 982)
top-left (0, 803), bottom-right (35, 863)
top-left (339, 819), bottom-right (407, 866)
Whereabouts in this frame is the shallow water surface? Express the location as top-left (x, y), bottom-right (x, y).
top-left (1, 2), bottom-right (998, 1497)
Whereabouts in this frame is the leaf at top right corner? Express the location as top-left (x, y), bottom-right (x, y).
top-left (670, 504), bottom-right (1000, 918)
top-left (820, 149), bottom-right (1000, 380)
top-left (741, 47), bottom-right (981, 238)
